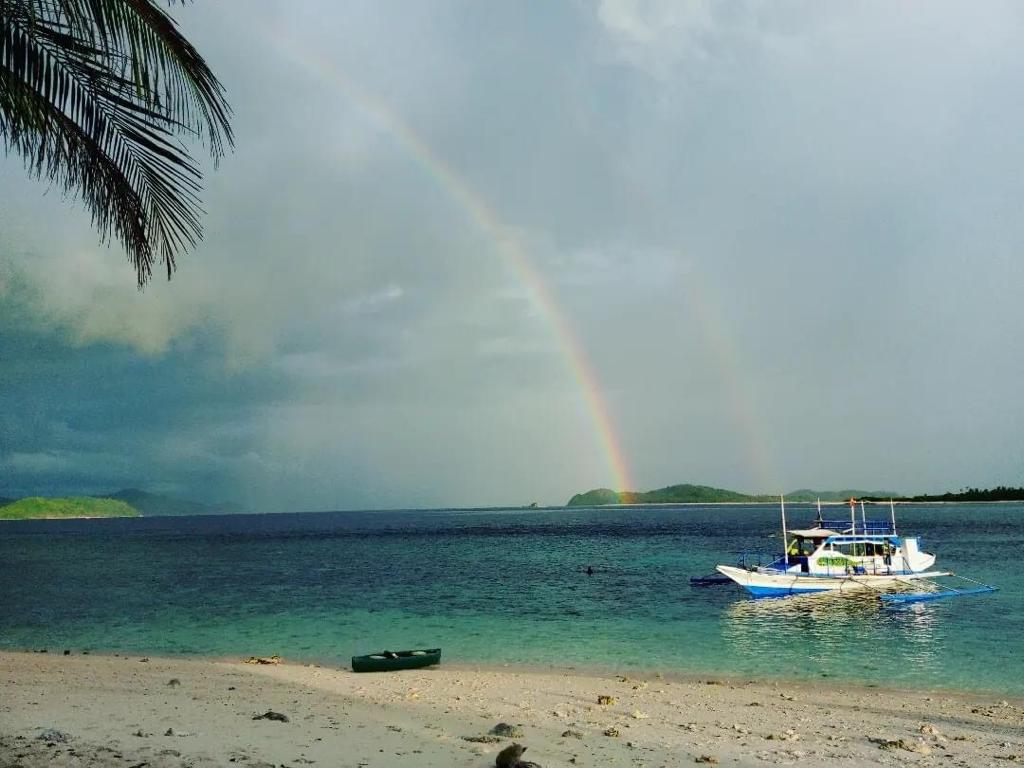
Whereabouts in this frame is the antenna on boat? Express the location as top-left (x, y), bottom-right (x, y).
top-left (860, 500), bottom-right (867, 531)
top-left (890, 498), bottom-right (897, 535)
top-left (780, 495), bottom-right (788, 564)
top-left (815, 498), bottom-right (822, 525)
top-left (849, 497), bottom-right (856, 534)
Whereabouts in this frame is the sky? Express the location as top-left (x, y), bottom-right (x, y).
top-left (2, 0), bottom-right (1023, 511)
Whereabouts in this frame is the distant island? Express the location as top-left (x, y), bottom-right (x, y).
top-left (0, 488), bottom-right (246, 520)
top-left (567, 484), bottom-right (774, 506)
top-left (567, 482), bottom-right (1024, 506)
top-left (100, 488), bottom-right (246, 516)
top-left (0, 496), bottom-right (139, 520)
top-left (566, 483), bottom-right (894, 506)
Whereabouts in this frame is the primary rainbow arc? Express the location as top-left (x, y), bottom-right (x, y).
top-left (275, 44), bottom-right (635, 497)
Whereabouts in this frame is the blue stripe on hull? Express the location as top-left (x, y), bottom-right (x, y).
top-left (745, 584), bottom-right (834, 598)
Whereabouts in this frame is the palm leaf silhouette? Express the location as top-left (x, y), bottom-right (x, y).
top-left (1, 0), bottom-right (232, 285)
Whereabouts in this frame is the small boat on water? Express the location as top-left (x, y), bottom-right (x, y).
top-left (351, 648), bottom-right (441, 673)
top-left (716, 498), bottom-right (996, 601)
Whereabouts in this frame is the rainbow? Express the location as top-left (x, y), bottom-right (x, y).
top-left (679, 267), bottom-right (779, 493)
top-left (270, 44), bottom-right (635, 496)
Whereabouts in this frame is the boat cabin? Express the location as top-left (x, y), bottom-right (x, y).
top-left (785, 528), bottom-right (838, 571)
top-left (784, 524), bottom-right (934, 576)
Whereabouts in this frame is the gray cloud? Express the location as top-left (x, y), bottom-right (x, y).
top-left (2, 1), bottom-right (1023, 507)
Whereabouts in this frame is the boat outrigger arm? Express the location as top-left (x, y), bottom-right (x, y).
top-left (878, 583), bottom-right (998, 604)
top-left (715, 497), bottom-right (998, 600)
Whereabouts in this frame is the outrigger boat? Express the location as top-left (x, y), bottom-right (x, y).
top-left (716, 498), bottom-right (997, 602)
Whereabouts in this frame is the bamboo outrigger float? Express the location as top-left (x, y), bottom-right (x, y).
top-left (716, 497), bottom-right (998, 602)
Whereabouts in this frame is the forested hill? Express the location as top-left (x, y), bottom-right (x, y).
top-left (566, 484), bottom-right (774, 506)
top-left (566, 484), bottom-right (898, 506)
top-left (0, 497), bottom-right (140, 520)
top-left (100, 488), bottom-right (246, 516)
top-left (0, 489), bottom-right (245, 518)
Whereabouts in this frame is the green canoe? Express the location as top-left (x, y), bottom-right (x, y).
top-left (351, 648), bottom-right (441, 673)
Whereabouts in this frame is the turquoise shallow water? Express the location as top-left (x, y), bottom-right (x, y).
top-left (1, 503), bottom-right (1021, 694)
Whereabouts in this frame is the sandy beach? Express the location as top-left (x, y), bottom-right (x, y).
top-left (2, 651), bottom-right (1022, 767)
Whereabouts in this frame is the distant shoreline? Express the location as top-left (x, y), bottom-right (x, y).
top-left (0, 515), bottom-right (113, 521)
top-left (565, 499), bottom-right (1024, 507)
top-left (1, 497), bottom-right (1022, 521)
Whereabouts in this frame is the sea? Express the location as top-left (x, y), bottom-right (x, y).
top-left (1, 503), bottom-right (1021, 695)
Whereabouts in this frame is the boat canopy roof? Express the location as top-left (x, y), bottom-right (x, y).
top-left (824, 533), bottom-right (901, 545)
top-left (789, 528), bottom-right (840, 538)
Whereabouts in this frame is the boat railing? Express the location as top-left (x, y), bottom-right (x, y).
top-left (818, 518), bottom-right (894, 535)
top-left (735, 550), bottom-right (787, 571)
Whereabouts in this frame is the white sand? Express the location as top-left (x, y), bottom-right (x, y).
top-left (2, 651), bottom-right (1022, 767)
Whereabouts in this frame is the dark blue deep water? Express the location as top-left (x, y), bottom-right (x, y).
top-left (1, 504), bottom-right (1021, 693)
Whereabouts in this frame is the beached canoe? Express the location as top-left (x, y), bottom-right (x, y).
top-left (351, 648), bottom-right (441, 673)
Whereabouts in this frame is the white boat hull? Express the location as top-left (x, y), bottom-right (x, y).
top-left (715, 565), bottom-right (950, 598)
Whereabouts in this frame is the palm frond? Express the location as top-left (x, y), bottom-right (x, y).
top-left (0, 0), bottom-right (232, 285)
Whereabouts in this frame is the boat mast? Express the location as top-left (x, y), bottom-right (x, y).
top-left (849, 497), bottom-right (856, 534)
top-left (890, 498), bottom-right (897, 535)
top-left (860, 500), bottom-right (867, 531)
top-left (780, 495), bottom-right (788, 564)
